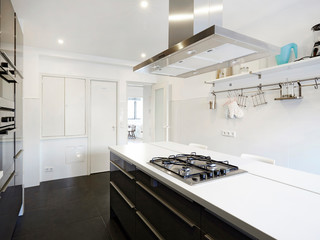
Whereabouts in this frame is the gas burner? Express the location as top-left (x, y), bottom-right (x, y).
top-left (186, 158), bottom-right (195, 164)
top-left (164, 163), bottom-right (173, 169)
top-left (179, 166), bottom-right (191, 176)
top-left (163, 159), bottom-right (176, 164)
top-left (206, 163), bottom-right (216, 171)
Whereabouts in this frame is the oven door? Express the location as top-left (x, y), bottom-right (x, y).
top-left (0, 128), bottom-right (15, 192)
top-left (0, 74), bottom-right (15, 104)
top-left (0, 129), bottom-right (22, 240)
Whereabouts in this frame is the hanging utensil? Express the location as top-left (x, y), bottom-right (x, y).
top-left (275, 81), bottom-right (303, 100)
top-left (237, 89), bottom-right (248, 108)
top-left (251, 87), bottom-right (267, 107)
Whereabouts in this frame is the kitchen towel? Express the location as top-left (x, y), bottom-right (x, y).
top-left (227, 100), bottom-right (244, 119)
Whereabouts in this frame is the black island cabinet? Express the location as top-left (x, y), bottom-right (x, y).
top-left (110, 152), bottom-right (257, 240)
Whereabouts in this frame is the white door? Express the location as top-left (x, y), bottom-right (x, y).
top-left (90, 81), bottom-right (117, 173)
top-left (152, 82), bottom-right (170, 142)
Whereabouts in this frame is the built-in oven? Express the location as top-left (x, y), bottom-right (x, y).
top-left (0, 84), bottom-right (15, 188)
top-left (0, 1), bottom-right (23, 238)
top-left (0, 60), bottom-right (21, 240)
top-left (0, 128), bottom-right (15, 191)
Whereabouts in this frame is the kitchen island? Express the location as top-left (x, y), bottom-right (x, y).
top-left (109, 142), bottom-right (320, 240)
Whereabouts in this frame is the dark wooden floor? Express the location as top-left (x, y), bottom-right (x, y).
top-left (12, 172), bottom-right (128, 240)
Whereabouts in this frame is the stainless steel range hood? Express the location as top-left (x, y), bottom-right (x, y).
top-left (133, 0), bottom-right (280, 78)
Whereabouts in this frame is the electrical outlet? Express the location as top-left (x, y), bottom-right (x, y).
top-left (44, 167), bottom-right (53, 172)
top-left (221, 130), bottom-right (236, 138)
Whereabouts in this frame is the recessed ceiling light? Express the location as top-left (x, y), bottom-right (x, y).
top-left (141, 53), bottom-right (146, 58)
top-left (140, 1), bottom-right (148, 8)
top-left (58, 39), bottom-right (64, 45)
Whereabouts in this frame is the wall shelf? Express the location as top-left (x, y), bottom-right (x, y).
top-left (205, 56), bottom-right (320, 84)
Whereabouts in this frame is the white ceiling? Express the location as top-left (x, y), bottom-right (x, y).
top-left (11, 0), bottom-right (320, 65)
top-left (12, 0), bottom-right (169, 63)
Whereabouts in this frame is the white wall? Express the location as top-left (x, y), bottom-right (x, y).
top-left (167, 0), bottom-right (320, 175)
top-left (169, 68), bottom-right (320, 175)
top-left (223, 0), bottom-right (319, 58)
top-left (127, 86), bottom-right (143, 98)
top-left (41, 138), bottom-right (88, 181)
top-left (143, 85), bottom-right (153, 142)
top-left (23, 47), bottom-right (160, 187)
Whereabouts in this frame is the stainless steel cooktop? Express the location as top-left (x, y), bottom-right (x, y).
top-left (149, 152), bottom-right (246, 185)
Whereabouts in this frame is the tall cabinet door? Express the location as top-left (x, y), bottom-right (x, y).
top-left (90, 81), bottom-right (117, 173)
top-left (42, 77), bottom-right (65, 137)
top-left (41, 77), bottom-right (86, 137)
top-left (65, 78), bottom-right (86, 136)
top-left (0, 0), bottom-right (15, 64)
top-left (151, 82), bottom-right (171, 142)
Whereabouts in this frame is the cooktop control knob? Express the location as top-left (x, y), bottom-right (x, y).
top-left (200, 173), bottom-right (207, 180)
top-left (220, 168), bottom-right (227, 175)
top-left (207, 172), bottom-right (214, 178)
top-left (213, 170), bottom-right (220, 177)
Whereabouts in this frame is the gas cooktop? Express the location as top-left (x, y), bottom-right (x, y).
top-left (149, 152), bottom-right (246, 185)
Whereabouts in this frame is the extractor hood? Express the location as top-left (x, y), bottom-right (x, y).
top-left (133, 0), bottom-right (280, 78)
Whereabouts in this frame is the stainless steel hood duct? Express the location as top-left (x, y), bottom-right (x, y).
top-left (133, 0), bottom-right (280, 78)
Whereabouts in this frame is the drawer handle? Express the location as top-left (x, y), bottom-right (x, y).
top-left (136, 211), bottom-right (165, 240)
top-left (204, 234), bottom-right (215, 240)
top-left (136, 181), bottom-right (196, 228)
top-left (110, 181), bottom-right (135, 209)
top-left (14, 149), bottom-right (23, 160)
top-left (110, 161), bottom-right (134, 180)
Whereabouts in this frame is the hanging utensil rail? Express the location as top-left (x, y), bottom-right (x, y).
top-left (209, 77), bottom-right (320, 95)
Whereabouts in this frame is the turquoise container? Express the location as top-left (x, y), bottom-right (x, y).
top-left (275, 43), bottom-right (298, 65)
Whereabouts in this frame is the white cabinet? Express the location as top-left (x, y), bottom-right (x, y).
top-left (41, 76), bottom-right (86, 137)
top-left (42, 76), bottom-right (65, 137)
top-left (65, 78), bottom-right (86, 136)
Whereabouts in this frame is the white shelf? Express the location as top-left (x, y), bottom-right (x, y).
top-left (205, 56), bottom-right (320, 84)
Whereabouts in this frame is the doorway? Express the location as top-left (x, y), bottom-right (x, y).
top-left (127, 84), bottom-right (152, 144)
top-left (90, 80), bottom-right (117, 173)
top-left (127, 85), bottom-right (143, 144)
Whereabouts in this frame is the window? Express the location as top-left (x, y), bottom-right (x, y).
top-left (128, 98), bottom-right (143, 120)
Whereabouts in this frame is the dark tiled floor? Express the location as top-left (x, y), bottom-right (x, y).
top-left (12, 172), bottom-right (128, 240)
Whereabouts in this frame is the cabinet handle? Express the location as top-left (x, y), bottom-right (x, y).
top-left (136, 211), bottom-right (165, 240)
top-left (14, 149), bottom-right (23, 160)
top-left (136, 181), bottom-right (196, 228)
top-left (0, 171), bottom-right (15, 193)
top-left (110, 161), bottom-right (134, 180)
top-left (204, 234), bottom-right (215, 240)
top-left (0, 51), bottom-right (15, 70)
top-left (110, 181), bottom-right (135, 209)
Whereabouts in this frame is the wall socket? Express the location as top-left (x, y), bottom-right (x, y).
top-left (221, 130), bottom-right (236, 138)
top-left (44, 167), bottom-right (53, 172)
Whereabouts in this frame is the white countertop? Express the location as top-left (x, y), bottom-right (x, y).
top-left (151, 141), bottom-right (320, 194)
top-left (109, 142), bottom-right (320, 240)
